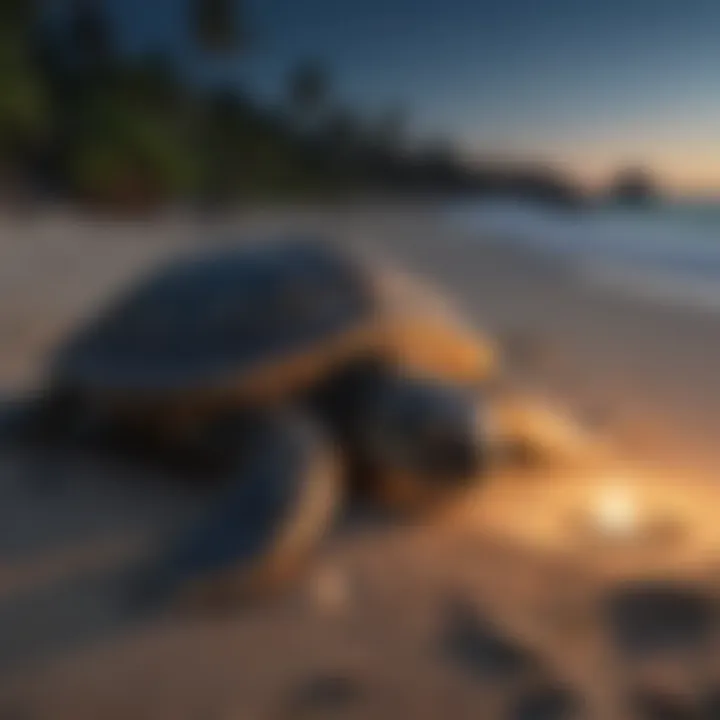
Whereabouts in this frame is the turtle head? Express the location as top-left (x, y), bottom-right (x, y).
top-left (361, 373), bottom-right (488, 488)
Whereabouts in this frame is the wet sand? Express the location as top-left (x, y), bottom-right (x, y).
top-left (1, 206), bottom-right (720, 718)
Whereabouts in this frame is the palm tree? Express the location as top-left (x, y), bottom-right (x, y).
top-left (0, 2), bottom-right (47, 177)
top-left (370, 107), bottom-right (407, 153)
top-left (192, 0), bottom-right (246, 55)
top-left (68, 0), bottom-right (116, 70)
top-left (0, 0), bottom-right (38, 27)
top-left (286, 60), bottom-right (330, 130)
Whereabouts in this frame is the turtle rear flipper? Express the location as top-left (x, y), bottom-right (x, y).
top-left (130, 411), bottom-right (342, 614)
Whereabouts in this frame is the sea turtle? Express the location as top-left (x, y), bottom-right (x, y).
top-left (21, 236), bottom-right (515, 607)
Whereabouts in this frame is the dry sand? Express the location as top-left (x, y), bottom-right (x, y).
top-left (1, 206), bottom-right (720, 718)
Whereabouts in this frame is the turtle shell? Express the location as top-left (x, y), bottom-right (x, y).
top-left (52, 238), bottom-right (379, 400)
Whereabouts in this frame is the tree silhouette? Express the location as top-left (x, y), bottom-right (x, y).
top-left (68, 0), bottom-right (116, 70)
top-left (192, 0), bottom-right (246, 55)
top-left (370, 107), bottom-right (407, 154)
top-left (609, 167), bottom-right (657, 206)
top-left (287, 61), bottom-right (330, 130)
top-left (0, 0), bottom-right (588, 210)
top-left (0, 2), bottom-right (47, 180)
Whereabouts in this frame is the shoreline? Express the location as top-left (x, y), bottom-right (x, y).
top-left (379, 214), bottom-right (720, 484)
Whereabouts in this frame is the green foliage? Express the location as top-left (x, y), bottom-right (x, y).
top-left (287, 61), bottom-right (330, 124)
top-left (0, 21), bottom-right (47, 157)
top-left (193, 0), bottom-right (246, 54)
top-left (68, 86), bottom-right (198, 207)
top-left (68, 0), bottom-right (116, 68)
top-left (0, 0), bottom-right (585, 211)
top-left (370, 108), bottom-right (406, 150)
top-left (0, 0), bottom-right (38, 30)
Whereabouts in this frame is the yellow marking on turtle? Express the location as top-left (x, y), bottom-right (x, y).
top-left (100, 266), bottom-right (497, 431)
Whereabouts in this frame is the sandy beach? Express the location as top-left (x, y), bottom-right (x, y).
top-left (2, 205), bottom-right (720, 718)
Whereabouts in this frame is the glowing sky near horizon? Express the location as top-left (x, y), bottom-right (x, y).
top-left (104, 0), bottom-right (720, 194)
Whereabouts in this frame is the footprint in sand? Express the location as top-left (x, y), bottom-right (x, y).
top-left (440, 597), bottom-right (538, 681)
top-left (604, 580), bottom-right (720, 719)
top-left (603, 580), bottom-right (717, 659)
top-left (284, 673), bottom-right (363, 718)
top-left (507, 682), bottom-right (579, 720)
top-left (439, 597), bottom-right (582, 718)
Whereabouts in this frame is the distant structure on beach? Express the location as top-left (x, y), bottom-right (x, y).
top-left (607, 167), bottom-right (659, 207)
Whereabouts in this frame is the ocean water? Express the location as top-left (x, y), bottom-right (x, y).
top-left (447, 200), bottom-right (720, 313)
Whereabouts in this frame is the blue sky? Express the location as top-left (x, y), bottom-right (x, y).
top-left (101, 0), bottom-right (720, 192)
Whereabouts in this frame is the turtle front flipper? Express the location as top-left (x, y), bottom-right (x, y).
top-left (131, 411), bottom-right (342, 613)
top-left (484, 393), bottom-right (610, 470)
